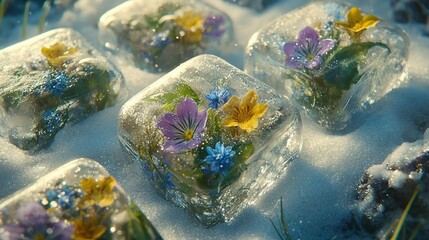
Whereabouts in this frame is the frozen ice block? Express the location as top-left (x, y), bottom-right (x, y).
top-left (0, 28), bottom-right (124, 152)
top-left (118, 54), bottom-right (301, 226)
top-left (99, 0), bottom-right (234, 73)
top-left (0, 158), bottom-right (162, 240)
top-left (355, 130), bottom-right (429, 237)
top-left (223, 0), bottom-right (278, 11)
top-left (244, 2), bottom-right (409, 130)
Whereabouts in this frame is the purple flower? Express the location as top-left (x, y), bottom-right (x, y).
top-left (204, 15), bottom-right (225, 38)
top-left (157, 98), bottom-right (207, 153)
top-left (3, 201), bottom-right (74, 240)
top-left (284, 26), bottom-right (335, 70)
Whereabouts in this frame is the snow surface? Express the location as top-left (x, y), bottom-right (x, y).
top-left (1, 0), bottom-right (429, 239)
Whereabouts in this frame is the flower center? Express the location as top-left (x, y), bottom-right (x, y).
top-left (35, 234), bottom-right (46, 240)
top-left (183, 129), bottom-right (194, 141)
top-left (306, 54), bottom-right (314, 61)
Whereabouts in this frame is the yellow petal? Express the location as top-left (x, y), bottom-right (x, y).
top-left (80, 178), bottom-right (96, 194)
top-left (239, 118), bottom-right (259, 133)
top-left (251, 103), bottom-right (268, 119)
top-left (222, 117), bottom-right (239, 127)
top-left (347, 7), bottom-right (363, 26)
top-left (241, 90), bottom-right (258, 108)
top-left (361, 15), bottom-right (380, 28)
top-left (222, 96), bottom-right (240, 115)
top-left (334, 21), bottom-right (350, 29)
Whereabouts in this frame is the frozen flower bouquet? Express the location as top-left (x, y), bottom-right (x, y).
top-left (99, 0), bottom-right (233, 72)
top-left (245, 2), bottom-right (409, 130)
top-left (0, 159), bottom-right (162, 240)
top-left (118, 55), bottom-right (301, 226)
top-left (0, 28), bottom-right (124, 152)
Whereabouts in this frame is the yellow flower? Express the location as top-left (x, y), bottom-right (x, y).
top-left (334, 7), bottom-right (380, 42)
top-left (79, 176), bottom-right (116, 208)
top-left (174, 11), bottom-right (204, 43)
top-left (222, 90), bottom-right (268, 133)
top-left (72, 212), bottom-right (107, 240)
top-left (41, 42), bottom-right (78, 68)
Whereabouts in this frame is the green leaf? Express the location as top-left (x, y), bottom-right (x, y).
top-left (321, 42), bottom-right (390, 90)
top-left (147, 83), bottom-right (200, 111)
top-left (126, 201), bottom-right (163, 240)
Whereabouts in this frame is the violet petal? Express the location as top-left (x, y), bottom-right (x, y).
top-left (317, 39), bottom-right (336, 56)
top-left (298, 26), bottom-right (319, 44)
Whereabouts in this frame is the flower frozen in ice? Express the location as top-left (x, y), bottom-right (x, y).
top-left (201, 142), bottom-right (236, 176)
top-left (71, 212), bottom-right (107, 240)
top-left (283, 26), bottom-right (335, 70)
top-left (79, 176), bottom-right (116, 208)
top-left (42, 109), bottom-right (64, 134)
top-left (204, 15), bottom-right (225, 38)
top-left (222, 90), bottom-right (268, 133)
top-left (45, 184), bottom-right (81, 211)
top-left (41, 42), bottom-right (77, 68)
top-left (206, 87), bottom-right (231, 109)
top-left (157, 98), bottom-right (207, 153)
top-left (45, 71), bottom-right (70, 97)
top-left (334, 7), bottom-right (380, 42)
top-left (174, 11), bottom-right (205, 43)
top-left (3, 201), bottom-right (74, 240)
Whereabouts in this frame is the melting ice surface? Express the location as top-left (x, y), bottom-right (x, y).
top-left (0, 0), bottom-right (429, 239)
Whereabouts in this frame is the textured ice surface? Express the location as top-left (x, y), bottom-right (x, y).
top-left (0, 28), bottom-right (124, 152)
top-left (99, 0), bottom-right (235, 73)
top-left (244, 1), bottom-right (409, 130)
top-left (223, 0), bottom-right (278, 10)
top-left (118, 54), bottom-right (301, 226)
top-left (0, 158), bottom-right (162, 240)
top-left (355, 129), bottom-right (429, 238)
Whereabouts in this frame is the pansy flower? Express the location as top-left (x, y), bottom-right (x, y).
top-left (334, 7), bottom-right (380, 42)
top-left (201, 142), bottom-right (235, 176)
top-left (157, 98), bottom-right (207, 153)
top-left (284, 26), bottom-right (335, 70)
top-left (222, 90), bottom-right (268, 133)
top-left (2, 201), bottom-right (74, 240)
top-left (204, 15), bottom-right (225, 38)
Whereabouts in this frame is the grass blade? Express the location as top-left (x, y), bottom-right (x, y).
top-left (21, 0), bottom-right (31, 40)
top-left (390, 186), bottom-right (420, 240)
top-left (38, 0), bottom-right (51, 33)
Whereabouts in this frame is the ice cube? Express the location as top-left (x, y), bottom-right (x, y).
top-left (0, 28), bottom-right (124, 152)
top-left (0, 158), bottom-right (162, 240)
top-left (244, 2), bottom-right (409, 130)
top-left (118, 54), bottom-right (301, 226)
top-left (99, 0), bottom-right (235, 73)
top-left (223, 0), bottom-right (278, 11)
top-left (355, 131), bottom-right (429, 237)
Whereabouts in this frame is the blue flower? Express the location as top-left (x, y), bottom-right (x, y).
top-left (45, 184), bottom-right (81, 210)
top-left (206, 87), bottom-right (231, 109)
top-left (149, 31), bottom-right (171, 49)
top-left (45, 71), bottom-right (70, 97)
top-left (201, 142), bottom-right (236, 176)
top-left (42, 109), bottom-right (64, 134)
